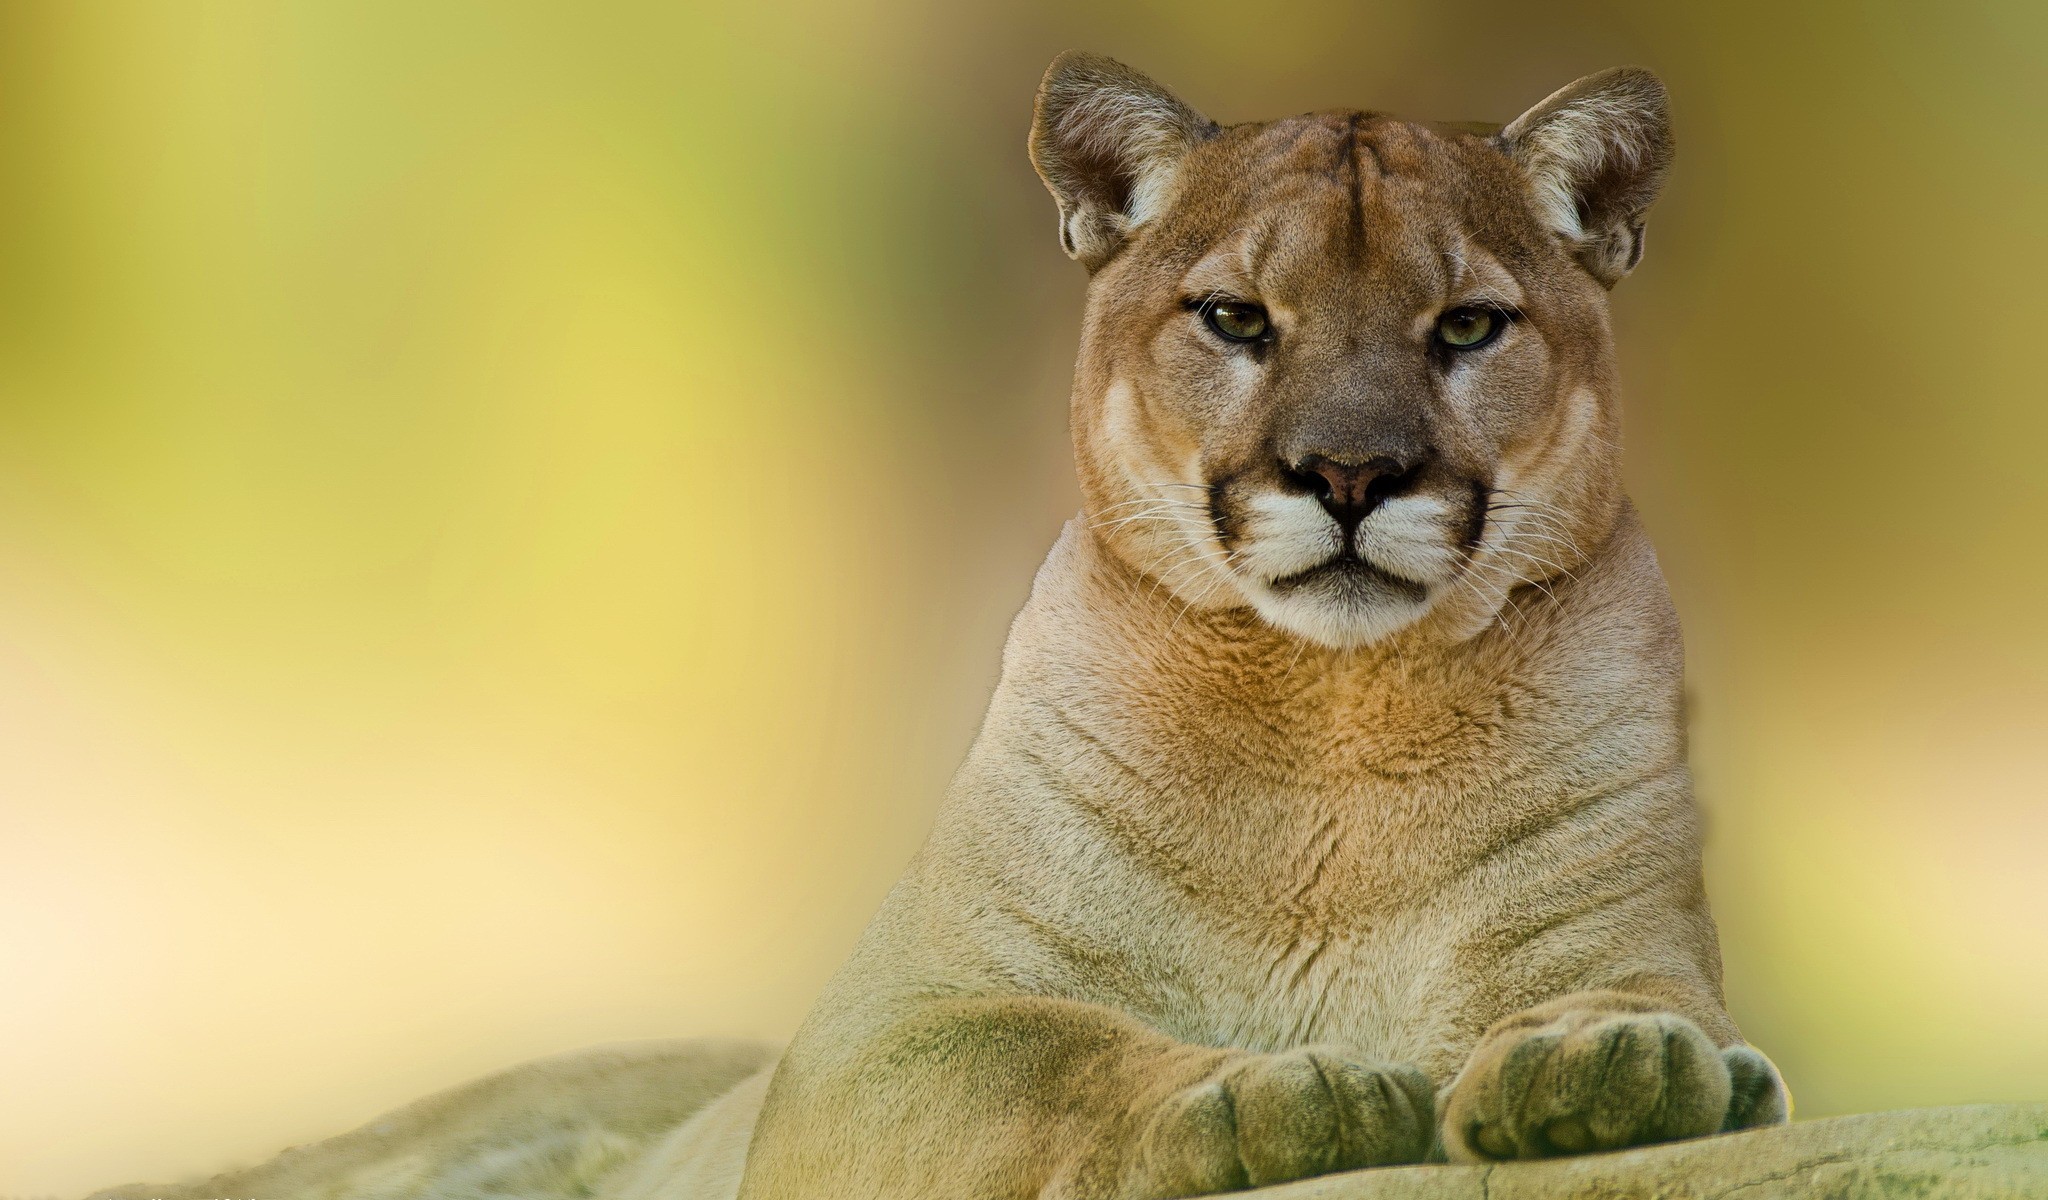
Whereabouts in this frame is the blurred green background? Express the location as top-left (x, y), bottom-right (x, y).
top-left (2, 1), bottom-right (2044, 1192)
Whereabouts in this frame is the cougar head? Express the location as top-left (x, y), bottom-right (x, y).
top-left (1031, 53), bottom-right (1671, 647)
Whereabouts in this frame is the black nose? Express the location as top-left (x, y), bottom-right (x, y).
top-left (1283, 453), bottom-right (1416, 528)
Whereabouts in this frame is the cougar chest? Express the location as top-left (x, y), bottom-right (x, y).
top-left (1170, 888), bottom-right (1457, 1067)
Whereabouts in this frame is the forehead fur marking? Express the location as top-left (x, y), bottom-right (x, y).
top-left (1337, 114), bottom-right (1372, 248)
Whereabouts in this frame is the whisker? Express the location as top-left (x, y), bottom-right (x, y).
top-left (1091, 513), bottom-right (1195, 531)
top-left (1458, 548), bottom-right (1564, 610)
top-left (1098, 494), bottom-right (1203, 509)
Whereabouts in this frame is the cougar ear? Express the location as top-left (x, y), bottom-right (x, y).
top-left (1029, 51), bottom-right (1218, 271)
top-left (1500, 67), bottom-right (1673, 287)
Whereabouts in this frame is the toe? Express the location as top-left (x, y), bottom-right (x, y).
top-left (1721, 1044), bottom-right (1788, 1130)
top-left (1651, 1018), bottom-right (1732, 1141)
top-left (1138, 1081), bottom-right (1245, 1197)
top-left (1319, 1057), bottom-right (1434, 1167)
top-left (1230, 1053), bottom-right (1340, 1185)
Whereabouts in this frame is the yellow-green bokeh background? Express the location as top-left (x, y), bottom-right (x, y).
top-left (3, 2), bottom-right (2045, 1192)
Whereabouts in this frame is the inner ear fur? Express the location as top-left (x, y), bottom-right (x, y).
top-left (1029, 51), bottom-right (1218, 271)
top-left (1500, 67), bottom-right (1673, 287)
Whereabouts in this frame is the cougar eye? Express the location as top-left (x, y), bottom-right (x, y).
top-left (1202, 300), bottom-right (1270, 343)
top-left (1436, 307), bottom-right (1502, 350)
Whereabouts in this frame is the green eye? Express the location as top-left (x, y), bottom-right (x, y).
top-left (1436, 307), bottom-right (1501, 349)
top-left (1203, 300), bottom-right (1269, 342)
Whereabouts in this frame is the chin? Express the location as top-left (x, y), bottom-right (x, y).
top-left (1244, 560), bottom-right (1435, 649)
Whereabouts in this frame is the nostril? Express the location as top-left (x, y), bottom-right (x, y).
top-left (1279, 460), bottom-right (1333, 498)
top-left (1363, 461), bottom-right (1414, 505)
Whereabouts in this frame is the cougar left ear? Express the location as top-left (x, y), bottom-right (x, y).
top-left (1500, 67), bottom-right (1673, 287)
top-left (1029, 51), bottom-right (1218, 271)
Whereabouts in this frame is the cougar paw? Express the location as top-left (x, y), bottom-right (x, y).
top-left (1130, 1048), bottom-right (1433, 1197)
top-left (1442, 1010), bottom-right (1737, 1162)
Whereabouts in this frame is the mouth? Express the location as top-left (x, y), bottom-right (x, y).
top-left (1267, 554), bottom-right (1430, 603)
top-left (1244, 551), bottom-right (1436, 648)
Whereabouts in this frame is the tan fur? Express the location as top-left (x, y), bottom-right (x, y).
top-left (85, 54), bottom-right (1786, 1200)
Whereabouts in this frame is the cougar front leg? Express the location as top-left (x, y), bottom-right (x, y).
top-left (740, 995), bottom-right (1434, 1200)
top-left (1440, 989), bottom-right (1788, 1162)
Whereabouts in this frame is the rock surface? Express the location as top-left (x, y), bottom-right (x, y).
top-left (84, 1081), bottom-right (2047, 1200)
top-left (1255, 1105), bottom-right (2048, 1199)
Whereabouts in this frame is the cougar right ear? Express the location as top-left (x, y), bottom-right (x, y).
top-left (1028, 52), bottom-right (1217, 271)
top-left (1500, 67), bottom-right (1673, 287)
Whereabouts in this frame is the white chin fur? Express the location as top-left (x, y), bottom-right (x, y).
top-left (1245, 584), bottom-right (1433, 649)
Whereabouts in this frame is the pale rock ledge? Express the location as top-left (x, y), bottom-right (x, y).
top-left (1257, 1105), bottom-right (2047, 1200)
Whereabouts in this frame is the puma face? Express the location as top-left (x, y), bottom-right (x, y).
top-left (1033, 55), bottom-right (1670, 647)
